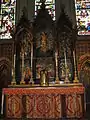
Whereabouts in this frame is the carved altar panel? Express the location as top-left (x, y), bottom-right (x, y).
top-left (3, 87), bottom-right (85, 119)
top-left (66, 94), bottom-right (83, 117)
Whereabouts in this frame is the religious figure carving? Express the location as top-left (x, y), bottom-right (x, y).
top-left (41, 32), bottom-right (47, 52)
top-left (24, 67), bottom-right (31, 84)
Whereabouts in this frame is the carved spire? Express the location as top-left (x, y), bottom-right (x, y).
top-left (13, 6), bottom-right (33, 48)
top-left (57, 4), bottom-right (72, 30)
top-left (34, 0), bottom-right (54, 33)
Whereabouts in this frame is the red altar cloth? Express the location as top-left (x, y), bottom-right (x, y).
top-left (3, 86), bottom-right (85, 119)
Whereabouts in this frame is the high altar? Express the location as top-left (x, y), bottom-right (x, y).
top-left (2, 1), bottom-right (85, 119)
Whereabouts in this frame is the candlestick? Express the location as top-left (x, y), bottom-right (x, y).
top-left (43, 73), bottom-right (46, 84)
top-left (14, 54), bottom-right (16, 68)
top-left (11, 54), bottom-right (16, 85)
top-left (11, 68), bottom-right (16, 85)
top-left (55, 50), bottom-right (60, 84)
top-left (64, 48), bottom-right (67, 68)
top-left (64, 48), bottom-right (69, 83)
top-left (30, 42), bottom-right (34, 84)
top-left (1, 91), bottom-right (4, 114)
top-left (55, 51), bottom-right (58, 66)
top-left (73, 51), bottom-right (76, 67)
top-left (73, 50), bottom-right (79, 83)
top-left (20, 48), bottom-right (25, 84)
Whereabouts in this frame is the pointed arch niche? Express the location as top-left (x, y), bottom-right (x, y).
top-left (35, 0), bottom-right (56, 20)
top-left (78, 54), bottom-right (90, 85)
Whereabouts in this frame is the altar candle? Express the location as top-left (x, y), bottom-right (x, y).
top-left (22, 53), bottom-right (24, 71)
top-left (55, 51), bottom-right (58, 66)
top-left (1, 91), bottom-right (4, 114)
top-left (21, 52), bottom-right (24, 80)
top-left (31, 43), bottom-right (33, 71)
top-left (12, 68), bottom-right (13, 76)
top-left (14, 54), bottom-right (16, 68)
top-left (73, 50), bottom-right (76, 65)
top-left (43, 72), bottom-right (46, 84)
top-left (64, 49), bottom-right (67, 67)
top-left (30, 43), bottom-right (33, 80)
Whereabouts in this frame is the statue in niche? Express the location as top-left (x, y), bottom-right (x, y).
top-left (36, 32), bottom-right (53, 57)
top-left (24, 67), bottom-right (31, 84)
top-left (36, 65), bottom-right (42, 79)
top-left (41, 32), bottom-right (47, 52)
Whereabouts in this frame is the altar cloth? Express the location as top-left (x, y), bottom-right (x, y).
top-left (3, 86), bottom-right (85, 119)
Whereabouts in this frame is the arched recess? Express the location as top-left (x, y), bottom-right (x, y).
top-left (78, 54), bottom-right (90, 85)
top-left (0, 57), bottom-right (12, 88)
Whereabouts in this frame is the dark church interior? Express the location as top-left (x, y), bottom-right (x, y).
top-left (0, 0), bottom-right (90, 119)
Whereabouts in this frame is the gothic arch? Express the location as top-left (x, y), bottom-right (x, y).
top-left (78, 54), bottom-right (90, 85)
top-left (0, 57), bottom-right (12, 88)
top-left (78, 54), bottom-right (90, 72)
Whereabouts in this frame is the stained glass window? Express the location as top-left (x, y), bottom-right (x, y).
top-left (75, 0), bottom-right (90, 35)
top-left (0, 0), bottom-right (16, 39)
top-left (35, 0), bottom-right (55, 20)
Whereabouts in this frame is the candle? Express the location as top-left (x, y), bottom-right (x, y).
top-left (22, 53), bottom-right (24, 76)
top-left (73, 50), bottom-right (76, 65)
top-left (14, 54), bottom-right (16, 68)
top-left (31, 43), bottom-right (33, 72)
top-left (43, 72), bottom-right (46, 84)
top-left (55, 51), bottom-right (58, 66)
top-left (1, 91), bottom-right (4, 114)
top-left (30, 43), bottom-right (33, 82)
top-left (64, 48), bottom-right (67, 67)
top-left (55, 50), bottom-right (60, 83)
top-left (21, 51), bottom-right (24, 83)
top-left (12, 68), bottom-right (13, 76)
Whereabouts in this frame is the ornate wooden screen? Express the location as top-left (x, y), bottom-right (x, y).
top-left (56, 7), bottom-right (75, 82)
top-left (13, 7), bottom-right (33, 84)
top-left (33, 1), bottom-right (55, 83)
